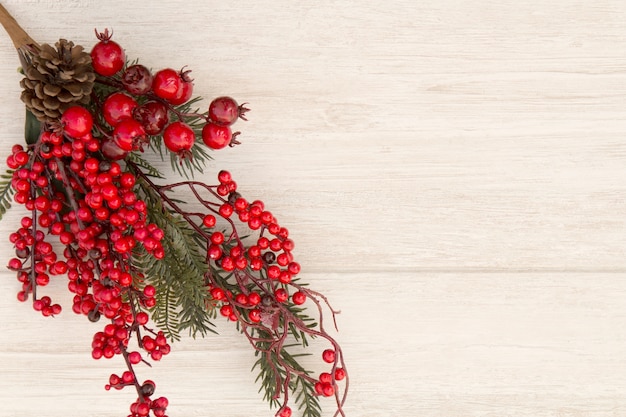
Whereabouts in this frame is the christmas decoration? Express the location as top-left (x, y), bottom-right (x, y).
top-left (0, 4), bottom-right (347, 417)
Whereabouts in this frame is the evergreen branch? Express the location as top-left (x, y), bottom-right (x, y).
top-left (126, 152), bottom-right (164, 179)
top-left (252, 342), bottom-right (322, 417)
top-left (0, 169), bottom-right (15, 221)
top-left (132, 173), bottom-right (216, 339)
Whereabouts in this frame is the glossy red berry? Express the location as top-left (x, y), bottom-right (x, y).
top-left (322, 349), bottom-right (336, 363)
top-left (202, 214), bottom-right (216, 227)
top-left (202, 123), bottom-right (232, 149)
top-left (113, 119), bottom-right (146, 151)
top-left (122, 64), bottom-right (153, 95)
top-left (103, 92), bottom-right (137, 127)
top-left (152, 68), bottom-right (182, 101)
top-left (163, 122), bottom-right (195, 156)
top-left (334, 368), bottom-right (346, 381)
top-left (61, 106), bottom-right (93, 138)
top-left (278, 406), bottom-right (292, 417)
top-left (169, 78), bottom-right (193, 105)
top-left (133, 101), bottom-right (169, 135)
top-left (248, 309), bottom-right (261, 323)
top-left (208, 96), bottom-right (240, 126)
top-left (292, 291), bottom-right (306, 305)
top-left (91, 29), bottom-right (125, 76)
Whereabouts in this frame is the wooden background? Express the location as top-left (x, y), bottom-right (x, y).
top-left (0, 1), bottom-right (625, 416)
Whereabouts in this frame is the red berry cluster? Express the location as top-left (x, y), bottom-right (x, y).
top-left (88, 29), bottom-right (248, 160)
top-left (146, 170), bottom-right (348, 415)
top-left (4, 24), bottom-right (348, 417)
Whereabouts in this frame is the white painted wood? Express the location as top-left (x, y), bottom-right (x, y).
top-left (0, 0), bottom-right (625, 416)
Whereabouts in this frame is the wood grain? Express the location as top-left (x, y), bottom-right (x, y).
top-left (0, 0), bottom-right (625, 416)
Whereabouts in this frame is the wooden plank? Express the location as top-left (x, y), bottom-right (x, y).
top-left (1, 272), bottom-right (625, 416)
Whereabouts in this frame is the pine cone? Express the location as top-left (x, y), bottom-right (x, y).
top-left (20, 39), bottom-right (95, 123)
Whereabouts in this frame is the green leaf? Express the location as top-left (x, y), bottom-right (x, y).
top-left (25, 109), bottom-right (41, 145)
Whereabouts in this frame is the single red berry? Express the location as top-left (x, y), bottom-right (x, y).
top-left (278, 406), bottom-right (292, 417)
top-left (319, 372), bottom-right (332, 384)
top-left (128, 351), bottom-right (142, 364)
top-left (322, 349), bottom-right (336, 363)
top-left (274, 288), bottom-right (288, 303)
top-left (334, 368), bottom-right (346, 381)
top-left (122, 64), bottom-right (153, 95)
top-left (61, 106), bottom-right (93, 138)
top-left (208, 96), bottom-right (241, 126)
top-left (210, 287), bottom-right (225, 300)
top-left (163, 122), bottom-right (195, 157)
top-left (248, 309), bottom-right (261, 323)
top-left (322, 383), bottom-right (335, 397)
top-left (169, 79), bottom-right (193, 105)
top-left (220, 304), bottom-right (233, 317)
top-left (91, 29), bottom-right (125, 76)
top-left (201, 123), bottom-right (232, 149)
top-left (133, 101), bottom-right (169, 135)
top-left (102, 92), bottom-right (137, 127)
top-left (202, 214), bottom-right (216, 228)
top-left (113, 119), bottom-right (146, 151)
top-left (292, 291), bottom-right (306, 305)
top-left (143, 285), bottom-right (156, 297)
top-left (101, 139), bottom-right (128, 160)
top-left (152, 68), bottom-right (182, 101)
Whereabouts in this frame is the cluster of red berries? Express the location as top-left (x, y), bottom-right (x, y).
top-left (90, 29), bottom-right (248, 160)
top-left (202, 171), bottom-right (310, 325)
top-left (4, 23), bottom-right (348, 417)
top-left (314, 348), bottom-right (345, 398)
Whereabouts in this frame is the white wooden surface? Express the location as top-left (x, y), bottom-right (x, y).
top-left (1, 1), bottom-right (626, 416)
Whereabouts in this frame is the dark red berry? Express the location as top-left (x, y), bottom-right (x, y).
top-left (101, 139), bottom-right (128, 160)
top-left (91, 29), bottom-right (125, 76)
top-left (152, 68), bottom-right (182, 101)
top-left (102, 92), bottom-right (137, 127)
top-left (201, 123), bottom-right (232, 149)
top-left (133, 101), bottom-right (169, 135)
top-left (61, 106), bottom-right (93, 138)
top-left (163, 122), bottom-right (195, 156)
top-left (208, 96), bottom-right (240, 126)
top-left (122, 64), bottom-right (153, 95)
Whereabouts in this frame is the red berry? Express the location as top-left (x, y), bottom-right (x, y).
top-left (163, 122), bottom-right (195, 156)
top-left (208, 96), bottom-right (240, 126)
top-left (322, 349), bottom-right (336, 363)
top-left (113, 119), bottom-right (146, 151)
top-left (122, 64), bottom-right (153, 95)
top-left (248, 309), bottom-right (261, 323)
top-left (133, 101), bottom-right (169, 135)
top-left (278, 406), bottom-right (292, 417)
top-left (91, 29), bottom-right (125, 76)
top-left (202, 214), bottom-right (216, 228)
top-left (102, 92), bottom-right (137, 126)
top-left (334, 368), bottom-right (346, 381)
top-left (101, 139), bottom-right (128, 160)
top-left (169, 79), bottom-right (193, 105)
top-left (202, 123), bottom-right (232, 149)
top-left (292, 291), bottom-right (306, 305)
top-left (152, 68), bottom-right (182, 101)
top-left (61, 106), bottom-right (93, 138)
top-left (274, 288), bottom-right (288, 303)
